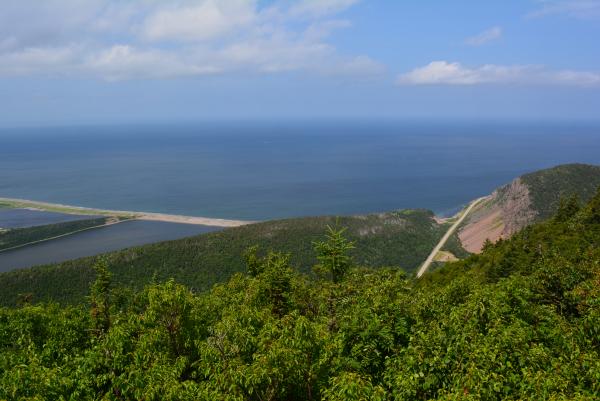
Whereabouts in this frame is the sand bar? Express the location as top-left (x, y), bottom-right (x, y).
top-left (0, 197), bottom-right (253, 228)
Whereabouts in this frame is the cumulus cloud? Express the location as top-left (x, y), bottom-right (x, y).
top-left (396, 61), bottom-right (600, 87)
top-left (529, 0), bottom-right (600, 19)
top-left (465, 27), bottom-right (502, 46)
top-left (0, 0), bottom-right (375, 80)
top-left (84, 45), bottom-right (221, 81)
top-left (140, 0), bottom-right (256, 42)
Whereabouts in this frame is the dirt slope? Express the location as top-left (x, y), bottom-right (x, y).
top-left (459, 164), bottom-right (600, 253)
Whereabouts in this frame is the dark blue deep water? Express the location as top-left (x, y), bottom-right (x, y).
top-left (1, 120), bottom-right (600, 220)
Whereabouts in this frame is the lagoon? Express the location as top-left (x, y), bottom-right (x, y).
top-left (0, 220), bottom-right (220, 272)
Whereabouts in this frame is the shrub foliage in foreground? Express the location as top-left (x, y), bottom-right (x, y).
top-left (2, 191), bottom-right (600, 400)
top-left (0, 210), bottom-right (447, 306)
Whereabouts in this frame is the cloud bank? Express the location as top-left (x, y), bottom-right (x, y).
top-left (397, 61), bottom-right (600, 87)
top-left (0, 0), bottom-right (383, 80)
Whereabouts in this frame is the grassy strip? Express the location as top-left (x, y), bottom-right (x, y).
top-left (0, 198), bottom-right (135, 219)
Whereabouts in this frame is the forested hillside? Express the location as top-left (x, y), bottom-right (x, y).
top-left (0, 209), bottom-right (450, 306)
top-left (1, 188), bottom-right (599, 400)
top-left (521, 163), bottom-right (600, 220)
top-left (0, 217), bottom-right (110, 251)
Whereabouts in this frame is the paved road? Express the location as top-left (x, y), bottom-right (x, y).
top-left (416, 196), bottom-right (489, 278)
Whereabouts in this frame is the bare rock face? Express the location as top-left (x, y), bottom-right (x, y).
top-left (459, 178), bottom-right (536, 253)
top-left (496, 177), bottom-right (537, 237)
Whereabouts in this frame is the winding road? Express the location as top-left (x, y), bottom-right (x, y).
top-left (416, 196), bottom-right (489, 278)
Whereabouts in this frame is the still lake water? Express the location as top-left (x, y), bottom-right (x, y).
top-left (0, 220), bottom-right (220, 272)
top-left (1, 120), bottom-right (600, 220)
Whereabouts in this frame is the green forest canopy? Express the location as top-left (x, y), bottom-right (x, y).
top-left (1, 188), bottom-right (600, 400)
top-left (0, 210), bottom-right (453, 306)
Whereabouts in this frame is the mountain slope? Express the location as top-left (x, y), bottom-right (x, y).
top-left (0, 209), bottom-right (450, 306)
top-left (459, 163), bottom-right (600, 252)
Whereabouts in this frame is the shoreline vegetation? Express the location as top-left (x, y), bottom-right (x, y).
top-left (0, 197), bottom-right (253, 228)
top-left (0, 217), bottom-right (122, 253)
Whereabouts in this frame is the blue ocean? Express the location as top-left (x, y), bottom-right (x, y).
top-left (1, 120), bottom-right (600, 221)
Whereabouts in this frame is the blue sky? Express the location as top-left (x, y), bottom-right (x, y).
top-left (1, 0), bottom-right (600, 126)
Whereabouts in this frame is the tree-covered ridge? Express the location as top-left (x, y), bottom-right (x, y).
top-left (1, 189), bottom-right (600, 400)
top-left (521, 163), bottom-right (600, 220)
top-left (0, 209), bottom-right (448, 306)
top-left (0, 217), bottom-right (109, 251)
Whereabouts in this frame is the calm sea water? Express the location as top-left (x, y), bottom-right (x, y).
top-left (1, 120), bottom-right (600, 220)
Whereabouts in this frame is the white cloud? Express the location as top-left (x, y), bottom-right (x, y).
top-left (303, 20), bottom-right (352, 42)
top-left (465, 26), bottom-right (502, 46)
top-left (85, 45), bottom-right (221, 81)
top-left (0, 46), bottom-right (79, 76)
top-left (141, 0), bottom-right (256, 42)
top-left (529, 0), bottom-right (600, 19)
top-left (219, 36), bottom-right (334, 73)
top-left (397, 61), bottom-right (600, 87)
top-left (0, 0), bottom-right (374, 80)
top-left (290, 0), bottom-right (361, 18)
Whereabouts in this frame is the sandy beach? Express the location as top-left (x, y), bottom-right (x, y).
top-left (0, 197), bottom-right (253, 228)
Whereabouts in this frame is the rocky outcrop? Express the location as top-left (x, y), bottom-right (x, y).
top-left (495, 178), bottom-right (537, 236)
top-left (458, 178), bottom-right (536, 253)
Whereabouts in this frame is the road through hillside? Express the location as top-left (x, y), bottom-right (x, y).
top-left (417, 196), bottom-right (489, 278)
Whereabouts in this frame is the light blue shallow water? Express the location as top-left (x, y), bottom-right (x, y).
top-left (1, 120), bottom-right (599, 220)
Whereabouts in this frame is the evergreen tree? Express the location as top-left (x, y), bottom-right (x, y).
top-left (313, 225), bottom-right (355, 283)
top-left (554, 194), bottom-right (581, 222)
top-left (89, 257), bottom-right (111, 335)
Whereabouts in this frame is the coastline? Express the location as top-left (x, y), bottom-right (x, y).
top-left (0, 197), bottom-right (253, 228)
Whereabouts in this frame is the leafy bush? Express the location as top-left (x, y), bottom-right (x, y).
top-left (1, 189), bottom-right (600, 399)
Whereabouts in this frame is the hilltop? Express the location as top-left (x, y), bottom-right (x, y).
top-left (459, 163), bottom-right (600, 252)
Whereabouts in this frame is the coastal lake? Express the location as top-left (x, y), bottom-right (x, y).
top-left (0, 219), bottom-right (220, 272)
